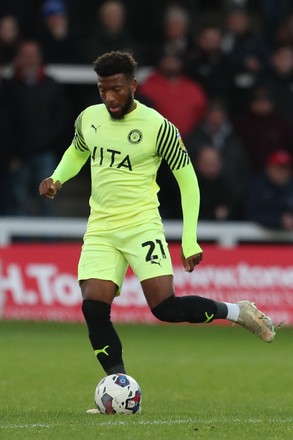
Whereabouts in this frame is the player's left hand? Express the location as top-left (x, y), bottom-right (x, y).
top-left (39, 178), bottom-right (62, 199)
top-left (181, 250), bottom-right (203, 272)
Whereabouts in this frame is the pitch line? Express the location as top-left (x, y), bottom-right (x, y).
top-left (1, 417), bottom-right (292, 429)
top-left (0, 419), bottom-right (195, 429)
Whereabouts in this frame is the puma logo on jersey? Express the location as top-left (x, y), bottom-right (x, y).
top-left (91, 124), bottom-right (100, 133)
top-left (92, 146), bottom-right (132, 171)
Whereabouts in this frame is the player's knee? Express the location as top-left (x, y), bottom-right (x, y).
top-left (151, 295), bottom-right (179, 322)
top-left (82, 299), bottom-right (111, 331)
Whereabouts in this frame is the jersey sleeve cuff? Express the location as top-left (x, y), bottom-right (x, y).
top-left (182, 241), bottom-right (203, 258)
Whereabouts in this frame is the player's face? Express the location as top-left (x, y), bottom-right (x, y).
top-left (97, 73), bottom-right (137, 119)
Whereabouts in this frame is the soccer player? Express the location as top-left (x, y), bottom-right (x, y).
top-left (39, 50), bottom-right (275, 388)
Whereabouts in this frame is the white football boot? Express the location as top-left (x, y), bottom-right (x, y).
top-left (86, 408), bottom-right (100, 414)
top-left (235, 301), bottom-right (276, 342)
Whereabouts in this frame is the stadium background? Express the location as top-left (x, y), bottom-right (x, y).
top-left (0, 0), bottom-right (293, 325)
top-left (0, 0), bottom-right (263, 42)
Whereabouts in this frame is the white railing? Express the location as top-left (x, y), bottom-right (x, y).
top-left (0, 217), bottom-right (292, 247)
top-left (46, 64), bottom-right (154, 84)
top-left (3, 64), bottom-right (154, 84)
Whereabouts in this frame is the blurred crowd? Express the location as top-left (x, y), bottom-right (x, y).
top-left (0, 0), bottom-right (293, 231)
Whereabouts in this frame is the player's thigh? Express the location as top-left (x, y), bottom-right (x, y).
top-left (78, 236), bottom-right (128, 293)
top-left (122, 224), bottom-right (173, 290)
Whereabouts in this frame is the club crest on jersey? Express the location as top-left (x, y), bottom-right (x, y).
top-left (128, 129), bottom-right (143, 144)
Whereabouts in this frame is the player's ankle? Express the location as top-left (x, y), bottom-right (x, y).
top-left (214, 301), bottom-right (240, 321)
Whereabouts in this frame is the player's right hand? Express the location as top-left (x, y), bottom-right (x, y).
top-left (39, 178), bottom-right (62, 199)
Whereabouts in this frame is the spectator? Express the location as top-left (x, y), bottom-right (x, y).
top-left (38, 0), bottom-right (81, 64)
top-left (271, 8), bottom-right (293, 48)
top-left (256, 45), bottom-right (293, 124)
top-left (233, 86), bottom-right (293, 173)
top-left (259, 0), bottom-right (292, 48)
top-left (0, 1), bottom-right (27, 34)
top-left (139, 49), bottom-right (207, 138)
top-left (79, 0), bottom-right (137, 64)
top-left (139, 47), bottom-right (207, 220)
top-left (6, 40), bottom-right (70, 216)
top-left (149, 4), bottom-right (194, 65)
top-left (192, 145), bottom-right (234, 221)
top-left (221, 6), bottom-right (270, 113)
top-left (184, 98), bottom-right (250, 219)
top-left (0, 63), bottom-right (18, 215)
top-left (186, 23), bottom-right (231, 104)
top-left (0, 15), bottom-right (22, 66)
top-left (245, 149), bottom-right (293, 230)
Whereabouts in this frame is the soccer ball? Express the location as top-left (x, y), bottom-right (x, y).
top-left (94, 373), bottom-right (142, 414)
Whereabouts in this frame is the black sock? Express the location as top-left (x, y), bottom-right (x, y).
top-left (152, 295), bottom-right (224, 323)
top-left (82, 299), bottom-right (126, 374)
top-left (214, 301), bottom-right (228, 319)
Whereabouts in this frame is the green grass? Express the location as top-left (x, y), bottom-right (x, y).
top-left (0, 321), bottom-right (292, 440)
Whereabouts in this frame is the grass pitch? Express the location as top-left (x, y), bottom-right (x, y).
top-left (0, 320), bottom-right (292, 440)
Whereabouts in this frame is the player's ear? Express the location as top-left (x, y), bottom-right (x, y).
top-left (130, 78), bottom-right (137, 94)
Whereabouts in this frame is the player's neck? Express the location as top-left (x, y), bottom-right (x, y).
top-left (127, 99), bottom-right (137, 114)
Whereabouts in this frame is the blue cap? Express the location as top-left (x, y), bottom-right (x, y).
top-left (42, 0), bottom-right (66, 17)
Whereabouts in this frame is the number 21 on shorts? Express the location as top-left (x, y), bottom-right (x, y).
top-left (141, 239), bottom-right (167, 264)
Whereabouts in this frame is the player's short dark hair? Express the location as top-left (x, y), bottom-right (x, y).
top-left (93, 51), bottom-right (138, 78)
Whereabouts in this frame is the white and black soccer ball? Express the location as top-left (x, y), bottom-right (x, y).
top-left (94, 373), bottom-right (142, 414)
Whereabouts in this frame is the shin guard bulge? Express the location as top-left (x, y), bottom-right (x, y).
top-left (82, 299), bottom-right (125, 374)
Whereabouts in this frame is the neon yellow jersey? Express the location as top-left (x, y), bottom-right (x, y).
top-left (51, 100), bottom-right (202, 256)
